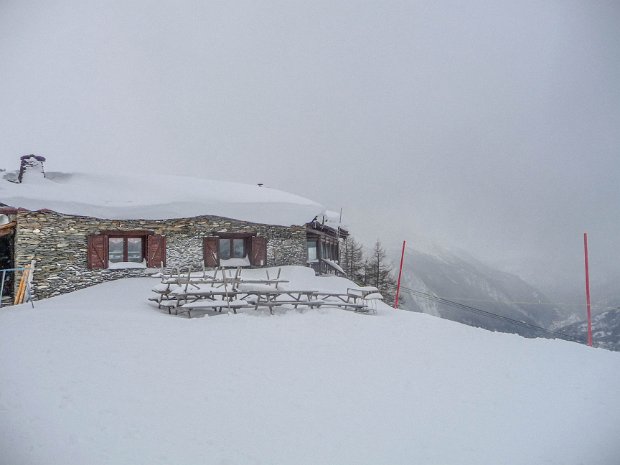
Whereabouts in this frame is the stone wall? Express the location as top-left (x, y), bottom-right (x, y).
top-left (15, 210), bottom-right (308, 299)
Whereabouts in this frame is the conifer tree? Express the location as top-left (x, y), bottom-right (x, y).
top-left (340, 236), bottom-right (365, 283)
top-left (362, 240), bottom-right (397, 305)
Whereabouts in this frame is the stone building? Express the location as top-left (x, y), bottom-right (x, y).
top-left (0, 156), bottom-right (347, 300)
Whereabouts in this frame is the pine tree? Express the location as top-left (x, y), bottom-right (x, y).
top-left (340, 236), bottom-right (365, 283)
top-left (362, 240), bottom-right (397, 305)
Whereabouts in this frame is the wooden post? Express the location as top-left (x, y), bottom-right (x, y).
top-left (26, 260), bottom-right (35, 305)
top-left (14, 265), bottom-right (30, 305)
top-left (20, 266), bottom-right (30, 304)
top-left (394, 240), bottom-right (406, 309)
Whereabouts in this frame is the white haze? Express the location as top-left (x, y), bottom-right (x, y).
top-left (1, 0), bottom-right (619, 304)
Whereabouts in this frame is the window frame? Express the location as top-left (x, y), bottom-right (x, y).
top-left (204, 232), bottom-right (267, 267)
top-left (307, 239), bottom-right (319, 262)
top-left (87, 230), bottom-right (165, 270)
top-left (306, 228), bottom-right (342, 274)
top-left (107, 235), bottom-right (147, 264)
top-left (217, 237), bottom-right (249, 260)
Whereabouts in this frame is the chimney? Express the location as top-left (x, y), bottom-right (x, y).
top-left (18, 155), bottom-right (46, 183)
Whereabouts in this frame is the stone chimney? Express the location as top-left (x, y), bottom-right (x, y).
top-left (18, 155), bottom-right (46, 183)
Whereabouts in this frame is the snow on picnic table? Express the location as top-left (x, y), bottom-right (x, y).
top-left (0, 266), bottom-right (619, 465)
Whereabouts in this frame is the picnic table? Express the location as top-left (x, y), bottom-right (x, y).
top-left (149, 282), bottom-right (237, 314)
top-left (169, 282), bottom-right (238, 316)
top-left (150, 266), bottom-right (298, 317)
top-left (313, 286), bottom-right (382, 313)
top-left (347, 286), bottom-right (379, 298)
top-left (148, 267), bottom-right (382, 317)
top-left (237, 283), bottom-right (323, 314)
top-left (178, 300), bottom-right (256, 318)
top-left (161, 276), bottom-right (289, 287)
top-left (169, 285), bottom-right (238, 303)
top-left (152, 281), bottom-right (295, 317)
top-left (172, 288), bottom-right (321, 317)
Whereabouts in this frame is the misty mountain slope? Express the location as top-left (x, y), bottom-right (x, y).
top-left (559, 311), bottom-right (620, 351)
top-left (545, 270), bottom-right (620, 351)
top-left (394, 244), bottom-right (565, 337)
top-left (593, 275), bottom-right (620, 316)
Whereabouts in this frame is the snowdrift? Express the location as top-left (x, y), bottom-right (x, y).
top-left (1, 266), bottom-right (619, 465)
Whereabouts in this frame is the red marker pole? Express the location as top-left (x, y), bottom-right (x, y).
top-left (583, 233), bottom-right (593, 347)
top-left (394, 240), bottom-right (406, 309)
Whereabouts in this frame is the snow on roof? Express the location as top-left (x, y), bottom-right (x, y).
top-left (308, 209), bottom-right (348, 233)
top-left (0, 170), bottom-right (325, 226)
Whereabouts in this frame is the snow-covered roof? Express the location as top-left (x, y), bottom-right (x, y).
top-left (0, 169), bottom-right (325, 226)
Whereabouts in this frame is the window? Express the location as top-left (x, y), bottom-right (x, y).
top-left (218, 237), bottom-right (247, 260)
top-left (0, 223), bottom-right (15, 297)
top-left (203, 234), bottom-right (267, 267)
top-left (87, 231), bottom-right (166, 270)
top-left (307, 240), bottom-right (318, 262)
top-left (330, 243), bottom-right (338, 260)
top-left (108, 236), bottom-right (145, 263)
top-left (307, 234), bottom-right (339, 263)
top-left (318, 240), bottom-right (338, 260)
top-left (306, 222), bottom-right (346, 275)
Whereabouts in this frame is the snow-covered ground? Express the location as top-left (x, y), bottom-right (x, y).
top-left (1, 266), bottom-right (619, 465)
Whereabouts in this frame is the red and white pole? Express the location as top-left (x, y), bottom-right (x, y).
top-left (583, 233), bottom-right (593, 347)
top-left (394, 240), bottom-right (406, 309)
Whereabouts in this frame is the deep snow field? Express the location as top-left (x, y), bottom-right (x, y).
top-left (1, 266), bottom-right (619, 465)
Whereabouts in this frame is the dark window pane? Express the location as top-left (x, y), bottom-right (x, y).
top-left (219, 240), bottom-right (231, 260)
top-left (127, 237), bottom-right (143, 262)
top-left (109, 238), bottom-right (124, 263)
top-left (232, 238), bottom-right (245, 258)
top-left (307, 240), bottom-right (318, 261)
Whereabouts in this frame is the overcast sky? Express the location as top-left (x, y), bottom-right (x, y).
top-left (1, 0), bottom-right (618, 300)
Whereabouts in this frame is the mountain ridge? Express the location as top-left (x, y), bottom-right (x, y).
top-left (390, 242), bottom-right (567, 338)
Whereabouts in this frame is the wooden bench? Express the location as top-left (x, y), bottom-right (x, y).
top-left (179, 300), bottom-right (255, 317)
top-left (316, 292), bottom-right (350, 303)
top-left (315, 291), bottom-right (373, 313)
top-left (322, 301), bottom-right (370, 312)
top-left (254, 299), bottom-right (327, 313)
top-left (239, 289), bottom-right (321, 314)
top-left (170, 289), bottom-right (239, 301)
top-left (155, 298), bottom-right (182, 314)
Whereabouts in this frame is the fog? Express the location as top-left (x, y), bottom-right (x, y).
top-left (1, 0), bottom-right (618, 302)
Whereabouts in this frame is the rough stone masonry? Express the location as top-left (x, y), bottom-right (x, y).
top-left (15, 210), bottom-right (307, 299)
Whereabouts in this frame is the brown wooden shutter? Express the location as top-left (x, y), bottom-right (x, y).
top-left (87, 234), bottom-right (108, 269)
top-left (147, 234), bottom-right (166, 268)
top-left (203, 237), bottom-right (219, 267)
top-left (250, 236), bottom-right (267, 267)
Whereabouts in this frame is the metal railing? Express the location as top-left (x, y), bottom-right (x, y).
top-left (307, 259), bottom-right (345, 277)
